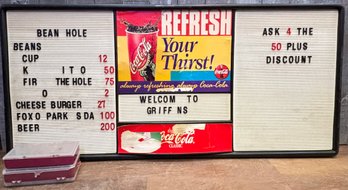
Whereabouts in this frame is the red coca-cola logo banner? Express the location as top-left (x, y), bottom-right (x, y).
top-left (118, 123), bottom-right (233, 154)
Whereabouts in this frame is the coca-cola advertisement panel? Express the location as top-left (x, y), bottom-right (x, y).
top-left (116, 10), bottom-right (232, 94)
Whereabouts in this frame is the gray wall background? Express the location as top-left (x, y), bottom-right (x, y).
top-left (0, 0), bottom-right (347, 150)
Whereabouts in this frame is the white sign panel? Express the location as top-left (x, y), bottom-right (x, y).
top-left (7, 11), bottom-right (116, 154)
top-left (233, 10), bottom-right (338, 151)
top-left (2, 6), bottom-right (341, 158)
top-left (118, 94), bottom-right (231, 122)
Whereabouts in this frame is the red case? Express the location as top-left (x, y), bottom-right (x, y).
top-left (3, 156), bottom-right (80, 187)
top-left (3, 142), bottom-right (79, 169)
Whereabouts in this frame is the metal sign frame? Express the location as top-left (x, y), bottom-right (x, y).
top-left (1, 4), bottom-right (344, 160)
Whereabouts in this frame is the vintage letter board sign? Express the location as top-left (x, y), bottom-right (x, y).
top-left (1, 5), bottom-right (343, 159)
